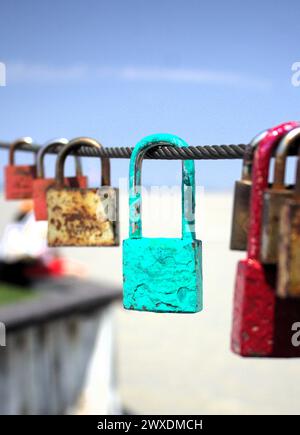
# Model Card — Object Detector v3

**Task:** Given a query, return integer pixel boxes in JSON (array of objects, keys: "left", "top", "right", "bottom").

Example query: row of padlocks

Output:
[
  {"left": 5, "top": 137, "right": 119, "bottom": 246},
  {"left": 230, "top": 121, "right": 300, "bottom": 358},
  {"left": 3, "top": 124, "right": 300, "bottom": 358}
]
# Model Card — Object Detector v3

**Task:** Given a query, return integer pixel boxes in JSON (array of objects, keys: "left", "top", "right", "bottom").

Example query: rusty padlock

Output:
[
  {"left": 231, "top": 121, "right": 300, "bottom": 358},
  {"left": 277, "top": 128, "right": 300, "bottom": 298},
  {"left": 5, "top": 137, "right": 37, "bottom": 200},
  {"left": 33, "top": 138, "right": 87, "bottom": 221},
  {"left": 260, "top": 129, "right": 299, "bottom": 264},
  {"left": 230, "top": 129, "right": 268, "bottom": 250},
  {"left": 47, "top": 137, "right": 119, "bottom": 247}
]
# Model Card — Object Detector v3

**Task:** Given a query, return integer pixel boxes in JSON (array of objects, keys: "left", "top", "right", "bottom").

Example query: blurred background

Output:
[{"left": 0, "top": 0, "right": 300, "bottom": 415}]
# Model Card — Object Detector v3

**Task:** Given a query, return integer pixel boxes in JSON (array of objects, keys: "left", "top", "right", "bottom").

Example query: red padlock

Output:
[
  {"left": 231, "top": 121, "right": 300, "bottom": 357},
  {"left": 33, "top": 138, "right": 87, "bottom": 221},
  {"left": 5, "top": 137, "right": 37, "bottom": 200}
]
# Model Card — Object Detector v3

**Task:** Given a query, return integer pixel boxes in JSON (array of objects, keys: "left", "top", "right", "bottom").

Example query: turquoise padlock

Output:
[{"left": 123, "top": 133, "right": 203, "bottom": 313}]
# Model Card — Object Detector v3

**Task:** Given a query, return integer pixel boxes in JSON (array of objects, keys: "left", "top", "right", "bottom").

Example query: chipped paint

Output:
[
  {"left": 123, "top": 133, "right": 202, "bottom": 313},
  {"left": 47, "top": 187, "right": 119, "bottom": 247},
  {"left": 123, "top": 237, "right": 202, "bottom": 313}
]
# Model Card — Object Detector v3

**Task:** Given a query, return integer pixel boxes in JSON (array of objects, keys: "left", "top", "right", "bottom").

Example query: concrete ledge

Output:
[{"left": 0, "top": 277, "right": 122, "bottom": 332}]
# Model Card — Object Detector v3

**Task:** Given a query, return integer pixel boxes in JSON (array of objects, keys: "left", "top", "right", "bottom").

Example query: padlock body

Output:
[
  {"left": 123, "top": 237, "right": 202, "bottom": 313},
  {"left": 261, "top": 189, "right": 292, "bottom": 264},
  {"left": 231, "top": 259, "right": 300, "bottom": 357},
  {"left": 47, "top": 187, "right": 119, "bottom": 247},
  {"left": 278, "top": 199, "right": 300, "bottom": 298},
  {"left": 5, "top": 165, "right": 37, "bottom": 200},
  {"left": 230, "top": 180, "right": 251, "bottom": 251},
  {"left": 33, "top": 176, "right": 87, "bottom": 221}
]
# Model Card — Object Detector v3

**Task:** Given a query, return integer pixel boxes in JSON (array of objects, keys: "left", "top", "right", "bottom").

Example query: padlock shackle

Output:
[
  {"left": 37, "top": 138, "right": 84, "bottom": 179},
  {"left": 129, "top": 133, "right": 196, "bottom": 240},
  {"left": 241, "top": 130, "right": 269, "bottom": 181},
  {"left": 9, "top": 137, "right": 34, "bottom": 165},
  {"left": 247, "top": 122, "right": 299, "bottom": 260},
  {"left": 273, "top": 127, "right": 300, "bottom": 190},
  {"left": 55, "top": 137, "right": 111, "bottom": 187}
]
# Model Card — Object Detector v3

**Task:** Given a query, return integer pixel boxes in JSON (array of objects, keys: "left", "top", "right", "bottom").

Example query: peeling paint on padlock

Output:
[
  {"left": 122, "top": 133, "right": 202, "bottom": 314},
  {"left": 47, "top": 137, "right": 119, "bottom": 247},
  {"left": 47, "top": 188, "right": 118, "bottom": 246}
]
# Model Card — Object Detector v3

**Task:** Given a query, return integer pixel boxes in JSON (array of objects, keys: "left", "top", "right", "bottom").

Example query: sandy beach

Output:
[{"left": 1, "top": 189, "right": 300, "bottom": 415}]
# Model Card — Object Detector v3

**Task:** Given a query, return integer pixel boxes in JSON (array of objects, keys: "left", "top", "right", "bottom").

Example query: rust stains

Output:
[{"left": 46, "top": 187, "right": 119, "bottom": 247}]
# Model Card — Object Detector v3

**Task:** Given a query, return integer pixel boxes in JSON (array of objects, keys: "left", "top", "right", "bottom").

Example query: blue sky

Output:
[{"left": 0, "top": 0, "right": 299, "bottom": 189}]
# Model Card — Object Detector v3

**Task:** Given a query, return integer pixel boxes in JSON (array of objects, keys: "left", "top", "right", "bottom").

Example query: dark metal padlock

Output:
[
  {"left": 5, "top": 137, "right": 37, "bottom": 200},
  {"left": 278, "top": 127, "right": 300, "bottom": 298},
  {"left": 260, "top": 129, "right": 297, "bottom": 264},
  {"left": 231, "top": 121, "right": 300, "bottom": 358},
  {"left": 33, "top": 138, "right": 87, "bottom": 221},
  {"left": 47, "top": 137, "right": 119, "bottom": 247},
  {"left": 230, "top": 130, "right": 268, "bottom": 250}
]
